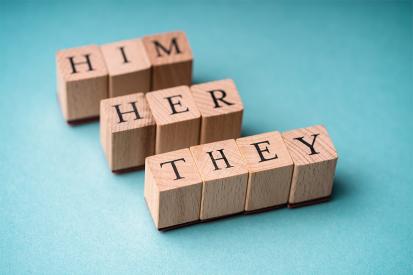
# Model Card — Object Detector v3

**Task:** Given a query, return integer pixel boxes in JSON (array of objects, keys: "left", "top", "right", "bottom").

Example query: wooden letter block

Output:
[
  {"left": 144, "top": 149, "right": 203, "bottom": 230},
  {"left": 282, "top": 125, "right": 338, "bottom": 207},
  {"left": 56, "top": 45, "right": 108, "bottom": 122},
  {"left": 236, "top": 131, "right": 293, "bottom": 212},
  {"left": 191, "top": 79, "right": 244, "bottom": 144},
  {"left": 143, "top": 31, "right": 192, "bottom": 90},
  {"left": 101, "top": 39, "right": 151, "bottom": 97},
  {"left": 146, "top": 86, "right": 201, "bottom": 154},
  {"left": 100, "top": 93, "right": 155, "bottom": 172},
  {"left": 190, "top": 139, "right": 249, "bottom": 220}
]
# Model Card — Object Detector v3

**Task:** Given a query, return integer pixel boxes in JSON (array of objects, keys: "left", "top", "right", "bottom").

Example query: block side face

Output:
[
  {"left": 101, "top": 93, "right": 155, "bottom": 133},
  {"left": 190, "top": 139, "right": 249, "bottom": 182},
  {"left": 151, "top": 60, "right": 192, "bottom": 90},
  {"left": 237, "top": 131, "right": 293, "bottom": 172},
  {"left": 143, "top": 31, "right": 193, "bottom": 66},
  {"left": 66, "top": 74, "right": 108, "bottom": 121},
  {"left": 146, "top": 86, "right": 200, "bottom": 126},
  {"left": 144, "top": 164, "right": 160, "bottom": 228},
  {"left": 200, "top": 174, "right": 248, "bottom": 220},
  {"left": 288, "top": 158, "right": 337, "bottom": 204},
  {"left": 56, "top": 45, "right": 108, "bottom": 82},
  {"left": 56, "top": 64, "right": 69, "bottom": 120},
  {"left": 245, "top": 165, "right": 293, "bottom": 211},
  {"left": 109, "top": 69, "right": 151, "bottom": 97},
  {"left": 111, "top": 125, "right": 155, "bottom": 171},
  {"left": 101, "top": 38, "right": 151, "bottom": 76},
  {"left": 146, "top": 148, "right": 203, "bottom": 192},
  {"left": 200, "top": 110, "right": 243, "bottom": 144},
  {"left": 158, "top": 183, "right": 202, "bottom": 229},
  {"left": 155, "top": 117, "right": 200, "bottom": 154},
  {"left": 282, "top": 125, "right": 338, "bottom": 166},
  {"left": 191, "top": 79, "right": 244, "bottom": 117}
]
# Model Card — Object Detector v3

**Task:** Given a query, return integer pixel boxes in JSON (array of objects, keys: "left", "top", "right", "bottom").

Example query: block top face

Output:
[
  {"left": 145, "top": 86, "right": 201, "bottom": 126},
  {"left": 146, "top": 148, "right": 202, "bottom": 192},
  {"left": 101, "top": 93, "right": 155, "bottom": 133},
  {"left": 100, "top": 38, "right": 150, "bottom": 76},
  {"left": 190, "top": 79, "right": 244, "bottom": 117},
  {"left": 282, "top": 125, "right": 338, "bottom": 166},
  {"left": 236, "top": 131, "right": 293, "bottom": 173},
  {"left": 190, "top": 139, "right": 249, "bottom": 181},
  {"left": 142, "top": 31, "right": 192, "bottom": 66},
  {"left": 56, "top": 44, "right": 108, "bottom": 82}
]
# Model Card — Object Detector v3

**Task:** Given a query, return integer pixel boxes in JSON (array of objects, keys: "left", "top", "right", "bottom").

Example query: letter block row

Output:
[
  {"left": 100, "top": 79, "right": 243, "bottom": 172},
  {"left": 56, "top": 31, "right": 192, "bottom": 123},
  {"left": 144, "top": 125, "right": 338, "bottom": 230}
]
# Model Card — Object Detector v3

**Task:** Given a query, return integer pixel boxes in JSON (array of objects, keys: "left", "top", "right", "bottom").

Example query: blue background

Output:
[{"left": 1, "top": 0, "right": 412, "bottom": 274}]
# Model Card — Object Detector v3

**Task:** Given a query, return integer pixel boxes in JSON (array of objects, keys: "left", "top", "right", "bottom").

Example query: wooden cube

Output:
[
  {"left": 100, "top": 39, "right": 151, "bottom": 97},
  {"left": 144, "top": 148, "right": 203, "bottom": 230},
  {"left": 143, "top": 31, "right": 192, "bottom": 90},
  {"left": 190, "top": 139, "right": 249, "bottom": 220},
  {"left": 146, "top": 86, "right": 201, "bottom": 154},
  {"left": 191, "top": 79, "right": 243, "bottom": 144},
  {"left": 100, "top": 93, "right": 155, "bottom": 172},
  {"left": 56, "top": 45, "right": 108, "bottom": 123},
  {"left": 282, "top": 125, "right": 338, "bottom": 207},
  {"left": 236, "top": 131, "right": 293, "bottom": 212}
]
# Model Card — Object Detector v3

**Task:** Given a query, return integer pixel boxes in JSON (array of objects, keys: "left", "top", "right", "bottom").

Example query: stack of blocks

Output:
[
  {"left": 56, "top": 31, "right": 339, "bottom": 231},
  {"left": 145, "top": 125, "right": 338, "bottom": 230}
]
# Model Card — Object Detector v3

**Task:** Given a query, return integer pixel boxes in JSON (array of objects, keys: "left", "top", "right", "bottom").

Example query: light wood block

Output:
[
  {"left": 56, "top": 45, "right": 108, "bottom": 122},
  {"left": 143, "top": 31, "right": 192, "bottom": 90},
  {"left": 101, "top": 39, "right": 151, "bottom": 97},
  {"left": 282, "top": 125, "right": 338, "bottom": 207},
  {"left": 191, "top": 79, "right": 243, "bottom": 144},
  {"left": 190, "top": 139, "right": 249, "bottom": 220},
  {"left": 236, "top": 131, "right": 293, "bottom": 212},
  {"left": 144, "top": 148, "right": 203, "bottom": 230},
  {"left": 100, "top": 93, "right": 155, "bottom": 172},
  {"left": 146, "top": 86, "right": 201, "bottom": 154}
]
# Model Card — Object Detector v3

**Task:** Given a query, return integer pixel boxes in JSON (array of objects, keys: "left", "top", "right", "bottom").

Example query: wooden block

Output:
[
  {"left": 191, "top": 79, "right": 244, "bottom": 144},
  {"left": 144, "top": 148, "right": 203, "bottom": 229},
  {"left": 56, "top": 45, "right": 108, "bottom": 122},
  {"left": 282, "top": 125, "right": 338, "bottom": 207},
  {"left": 236, "top": 131, "right": 293, "bottom": 212},
  {"left": 143, "top": 31, "right": 192, "bottom": 90},
  {"left": 146, "top": 86, "right": 201, "bottom": 154},
  {"left": 190, "top": 139, "right": 249, "bottom": 220},
  {"left": 101, "top": 39, "right": 151, "bottom": 97},
  {"left": 100, "top": 93, "right": 155, "bottom": 172}
]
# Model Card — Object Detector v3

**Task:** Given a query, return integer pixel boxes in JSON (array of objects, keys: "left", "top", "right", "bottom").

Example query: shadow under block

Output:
[
  {"left": 56, "top": 45, "right": 108, "bottom": 122},
  {"left": 282, "top": 125, "right": 338, "bottom": 206},
  {"left": 190, "top": 139, "right": 249, "bottom": 220},
  {"left": 144, "top": 149, "right": 203, "bottom": 229},
  {"left": 100, "top": 93, "right": 155, "bottom": 172},
  {"left": 100, "top": 39, "right": 151, "bottom": 97},
  {"left": 191, "top": 79, "right": 243, "bottom": 144},
  {"left": 236, "top": 131, "right": 294, "bottom": 212},
  {"left": 143, "top": 31, "right": 192, "bottom": 90},
  {"left": 146, "top": 86, "right": 201, "bottom": 154}
]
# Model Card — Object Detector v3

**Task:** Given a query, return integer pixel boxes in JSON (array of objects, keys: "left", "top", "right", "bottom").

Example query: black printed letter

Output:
[
  {"left": 206, "top": 149, "right": 234, "bottom": 171},
  {"left": 160, "top": 158, "right": 186, "bottom": 180},
  {"left": 250, "top": 140, "right": 278, "bottom": 162},
  {"left": 152, "top": 37, "right": 182, "bottom": 57},
  {"left": 68, "top": 54, "right": 94, "bottom": 74},
  {"left": 112, "top": 102, "right": 142, "bottom": 123},
  {"left": 294, "top": 134, "right": 320, "bottom": 155},
  {"left": 164, "top": 95, "right": 189, "bottom": 115},
  {"left": 118, "top": 46, "right": 129, "bottom": 63}
]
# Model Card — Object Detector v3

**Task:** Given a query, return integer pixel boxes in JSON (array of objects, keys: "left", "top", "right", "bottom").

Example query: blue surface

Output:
[{"left": 1, "top": 1, "right": 412, "bottom": 274}]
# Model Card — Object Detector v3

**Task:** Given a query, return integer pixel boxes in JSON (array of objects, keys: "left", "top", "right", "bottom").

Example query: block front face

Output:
[
  {"left": 101, "top": 39, "right": 151, "bottom": 97},
  {"left": 282, "top": 125, "right": 338, "bottom": 205},
  {"left": 144, "top": 149, "right": 202, "bottom": 229},
  {"left": 190, "top": 139, "right": 249, "bottom": 220},
  {"left": 191, "top": 79, "right": 244, "bottom": 144},
  {"left": 143, "top": 31, "right": 192, "bottom": 90},
  {"left": 146, "top": 86, "right": 201, "bottom": 154},
  {"left": 236, "top": 132, "right": 293, "bottom": 211},
  {"left": 100, "top": 93, "right": 155, "bottom": 171},
  {"left": 56, "top": 45, "right": 108, "bottom": 122}
]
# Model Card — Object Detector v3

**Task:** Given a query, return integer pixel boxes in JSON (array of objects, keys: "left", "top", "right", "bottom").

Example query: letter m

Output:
[{"left": 152, "top": 37, "right": 182, "bottom": 57}]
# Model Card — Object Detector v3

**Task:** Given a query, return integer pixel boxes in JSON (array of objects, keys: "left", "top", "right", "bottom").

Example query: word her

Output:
[
  {"left": 100, "top": 79, "right": 243, "bottom": 172},
  {"left": 56, "top": 31, "right": 192, "bottom": 123},
  {"left": 144, "top": 125, "right": 338, "bottom": 230}
]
